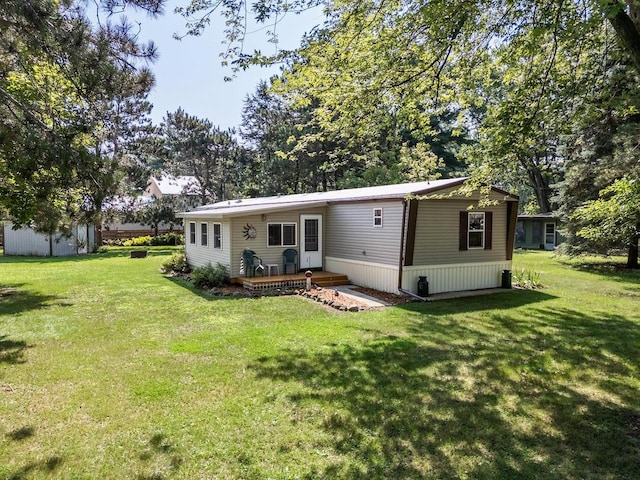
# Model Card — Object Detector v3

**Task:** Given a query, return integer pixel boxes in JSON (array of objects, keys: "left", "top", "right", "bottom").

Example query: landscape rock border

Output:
[{"left": 298, "top": 287, "right": 374, "bottom": 312}]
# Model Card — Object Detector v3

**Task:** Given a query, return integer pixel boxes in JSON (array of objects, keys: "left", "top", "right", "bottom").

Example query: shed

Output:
[
  {"left": 516, "top": 213, "right": 564, "bottom": 250},
  {"left": 2, "top": 222, "right": 95, "bottom": 256}
]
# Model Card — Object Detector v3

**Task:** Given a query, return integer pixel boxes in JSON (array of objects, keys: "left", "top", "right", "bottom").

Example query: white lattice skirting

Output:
[{"left": 242, "top": 279, "right": 307, "bottom": 291}]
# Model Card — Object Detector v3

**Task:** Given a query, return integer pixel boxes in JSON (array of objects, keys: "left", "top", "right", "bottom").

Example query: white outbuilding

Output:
[{"left": 2, "top": 222, "right": 95, "bottom": 257}]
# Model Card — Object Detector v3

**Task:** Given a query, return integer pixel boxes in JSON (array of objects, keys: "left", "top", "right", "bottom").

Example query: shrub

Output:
[
  {"left": 513, "top": 268, "right": 543, "bottom": 289},
  {"left": 123, "top": 235, "right": 153, "bottom": 247},
  {"left": 103, "top": 238, "right": 124, "bottom": 246},
  {"left": 105, "top": 233, "right": 184, "bottom": 247},
  {"left": 191, "top": 262, "right": 230, "bottom": 289},
  {"left": 160, "top": 252, "right": 190, "bottom": 274},
  {"left": 150, "top": 233, "right": 184, "bottom": 246}
]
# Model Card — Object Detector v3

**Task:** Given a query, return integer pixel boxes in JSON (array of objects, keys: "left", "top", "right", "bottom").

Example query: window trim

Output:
[
  {"left": 468, "top": 212, "right": 485, "bottom": 249},
  {"left": 267, "top": 222, "right": 298, "bottom": 247},
  {"left": 189, "top": 222, "right": 196, "bottom": 245},
  {"left": 200, "top": 222, "right": 208, "bottom": 247},
  {"left": 373, "top": 207, "right": 383, "bottom": 228},
  {"left": 213, "top": 222, "right": 222, "bottom": 249},
  {"left": 459, "top": 211, "right": 493, "bottom": 251}
]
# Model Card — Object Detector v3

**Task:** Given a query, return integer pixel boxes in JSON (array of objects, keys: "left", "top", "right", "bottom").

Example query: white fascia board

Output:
[{"left": 177, "top": 200, "right": 328, "bottom": 219}]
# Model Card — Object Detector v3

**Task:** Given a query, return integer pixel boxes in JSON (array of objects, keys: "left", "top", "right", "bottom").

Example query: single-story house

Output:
[
  {"left": 516, "top": 213, "right": 564, "bottom": 250},
  {"left": 178, "top": 178, "right": 519, "bottom": 295},
  {"left": 2, "top": 222, "right": 95, "bottom": 256}
]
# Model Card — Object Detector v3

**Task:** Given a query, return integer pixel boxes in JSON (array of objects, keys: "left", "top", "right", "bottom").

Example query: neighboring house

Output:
[
  {"left": 179, "top": 178, "right": 519, "bottom": 296},
  {"left": 3, "top": 222, "right": 95, "bottom": 256},
  {"left": 516, "top": 213, "right": 564, "bottom": 250},
  {"left": 144, "top": 174, "right": 200, "bottom": 198}
]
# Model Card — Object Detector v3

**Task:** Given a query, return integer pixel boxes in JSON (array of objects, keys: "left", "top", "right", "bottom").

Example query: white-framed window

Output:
[
  {"left": 213, "top": 223, "right": 222, "bottom": 249},
  {"left": 468, "top": 212, "right": 485, "bottom": 248},
  {"left": 200, "top": 222, "right": 208, "bottom": 246},
  {"left": 373, "top": 207, "right": 383, "bottom": 227},
  {"left": 189, "top": 222, "right": 196, "bottom": 245},
  {"left": 267, "top": 223, "right": 297, "bottom": 247}
]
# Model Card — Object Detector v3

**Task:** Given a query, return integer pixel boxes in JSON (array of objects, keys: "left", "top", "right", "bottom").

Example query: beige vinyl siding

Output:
[
  {"left": 325, "top": 200, "right": 404, "bottom": 266},
  {"left": 185, "top": 218, "right": 231, "bottom": 269},
  {"left": 412, "top": 199, "right": 508, "bottom": 266},
  {"left": 229, "top": 207, "right": 326, "bottom": 277}
]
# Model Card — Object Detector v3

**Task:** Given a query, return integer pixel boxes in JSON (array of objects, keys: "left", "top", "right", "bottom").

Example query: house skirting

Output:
[
  {"left": 325, "top": 256, "right": 512, "bottom": 295},
  {"left": 402, "top": 261, "right": 512, "bottom": 295},
  {"left": 325, "top": 257, "right": 399, "bottom": 293}
]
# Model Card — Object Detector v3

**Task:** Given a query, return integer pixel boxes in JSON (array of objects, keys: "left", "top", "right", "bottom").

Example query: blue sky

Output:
[{"left": 128, "top": 1, "right": 323, "bottom": 130}]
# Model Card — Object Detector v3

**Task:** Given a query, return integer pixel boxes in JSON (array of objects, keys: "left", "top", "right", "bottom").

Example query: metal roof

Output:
[
  {"left": 179, "top": 178, "right": 469, "bottom": 219},
  {"left": 151, "top": 175, "right": 199, "bottom": 196}
]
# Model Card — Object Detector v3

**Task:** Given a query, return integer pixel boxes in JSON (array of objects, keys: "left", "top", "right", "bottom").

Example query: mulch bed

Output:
[
  {"left": 211, "top": 284, "right": 413, "bottom": 311},
  {"left": 350, "top": 286, "right": 414, "bottom": 306}
]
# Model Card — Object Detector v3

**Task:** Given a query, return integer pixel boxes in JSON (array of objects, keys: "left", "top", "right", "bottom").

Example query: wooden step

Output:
[{"left": 315, "top": 278, "right": 349, "bottom": 287}]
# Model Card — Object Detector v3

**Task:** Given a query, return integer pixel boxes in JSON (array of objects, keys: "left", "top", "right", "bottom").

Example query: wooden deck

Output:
[{"left": 231, "top": 271, "right": 349, "bottom": 290}]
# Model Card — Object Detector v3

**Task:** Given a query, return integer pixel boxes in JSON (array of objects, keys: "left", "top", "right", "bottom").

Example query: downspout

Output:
[
  {"left": 397, "top": 199, "right": 407, "bottom": 292},
  {"left": 397, "top": 199, "right": 428, "bottom": 301}
]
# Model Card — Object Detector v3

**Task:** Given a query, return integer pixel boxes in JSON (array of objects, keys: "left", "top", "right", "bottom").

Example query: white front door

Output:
[
  {"left": 544, "top": 222, "right": 556, "bottom": 250},
  {"left": 300, "top": 214, "right": 322, "bottom": 269}
]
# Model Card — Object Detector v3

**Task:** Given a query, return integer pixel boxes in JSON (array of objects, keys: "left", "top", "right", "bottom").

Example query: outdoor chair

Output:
[
  {"left": 282, "top": 248, "right": 298, "bottom": 275},
  {"left": 242, "top": 249, "right": 264, "bottom": 277}
]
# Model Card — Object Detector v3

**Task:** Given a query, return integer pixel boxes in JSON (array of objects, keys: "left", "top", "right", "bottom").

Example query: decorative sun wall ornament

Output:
[{"left": 243, "top": 223, "right": 257, "bottom": 240}]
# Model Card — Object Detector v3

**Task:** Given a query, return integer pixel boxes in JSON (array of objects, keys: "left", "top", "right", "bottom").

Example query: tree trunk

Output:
[
  {"left": 523, "top": 158, "right": 553, "bottom": 213},
  {"left": 627, "top": 229, "right": 639, "bottom": 269},
  {"left": 95, "top": 224, "right": 103, "bottom": 248},
  {"left": 603, "top": 1, "right": 640, "bottom": 75}
]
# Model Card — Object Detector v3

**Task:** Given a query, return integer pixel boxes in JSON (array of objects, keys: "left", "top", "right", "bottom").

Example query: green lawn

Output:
[{"left": 1, "top": 249, "right": 639, "bottom": 479}]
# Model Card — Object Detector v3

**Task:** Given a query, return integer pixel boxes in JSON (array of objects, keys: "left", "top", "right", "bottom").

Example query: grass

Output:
[{"left": 1, "top": 249, "right": 639, "bottom": 479}]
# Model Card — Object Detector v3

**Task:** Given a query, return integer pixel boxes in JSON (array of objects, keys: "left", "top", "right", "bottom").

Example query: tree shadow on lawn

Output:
[
  {"left": 557, "top": 257, "right": 640, "bottom": 284},
  {"left": 136, "top": 433, "right": 183, "bottom": 480},
  {"left": 164, "top": 275, "right": 274, "bottom": 302},
  {"left": 399, "top": 289, "right": 556, "bottom": 315},
  {"left": 0, "top": 335, "right": 30, "bottom": 365},
  {"left": 3, "top": 426, "right": 63, "bottom": 480},
  {"left": 4, "top": 456, "right": 63, "bottom": 480},
  {"left": 251, "top": 298, "right": 640, "bottom": 479},
  {"left": 0, "top": 284, "right": 68, "bottom": 316}
]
